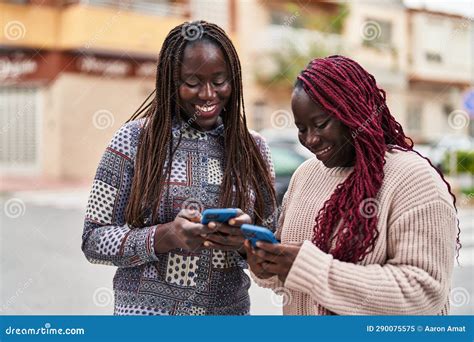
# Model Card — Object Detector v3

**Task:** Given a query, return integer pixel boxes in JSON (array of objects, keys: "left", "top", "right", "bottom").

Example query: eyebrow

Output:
[{"left": 181, "top": 71, "right": 227, "bottom": 78}]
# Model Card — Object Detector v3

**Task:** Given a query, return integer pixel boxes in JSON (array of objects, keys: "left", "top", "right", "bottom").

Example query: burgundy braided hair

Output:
[{"left": 297, "top": 55, "right": 461, "bottom": 263}]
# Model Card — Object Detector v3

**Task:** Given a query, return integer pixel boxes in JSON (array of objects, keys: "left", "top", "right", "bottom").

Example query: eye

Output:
[
  {"left": 316, "top": 118, "right": 331, "bottom": 129},
  {"left": 213, "top": 78, "right": 228, "bottom": 86},
  {"left": 296, "top": 126, "right": 306, "bottom": 134},
  {"left": 185, "top": 81, "right": 199, "bottom": 88},
  {"left": 183, "top": 78, "right": 200, "bottom": 87}
]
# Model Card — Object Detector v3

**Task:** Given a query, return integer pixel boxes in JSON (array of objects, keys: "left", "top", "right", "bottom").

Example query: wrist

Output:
[{"left": 153, "top": 222, "right": 174, "bottom": 254}]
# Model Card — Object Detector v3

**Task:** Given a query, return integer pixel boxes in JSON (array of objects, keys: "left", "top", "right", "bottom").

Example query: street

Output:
[{"left": 0, "top": 189, "right": 472, "bottom": 315}]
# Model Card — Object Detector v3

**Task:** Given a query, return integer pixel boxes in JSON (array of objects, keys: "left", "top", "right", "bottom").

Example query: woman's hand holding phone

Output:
[
  {"left": 153, "top": 209, "right": 215, "bottom": 253},
  {"left": 201, "top": 209, "right": 250, "bottom": 251}
]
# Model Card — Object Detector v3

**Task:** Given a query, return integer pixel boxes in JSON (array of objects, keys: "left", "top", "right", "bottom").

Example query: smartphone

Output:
[
  {"left": 241, "top": 224, "right": 278, "bottom": 247},
  {"left": 201, "top": 208, "right": 240, "bottom": 224}
]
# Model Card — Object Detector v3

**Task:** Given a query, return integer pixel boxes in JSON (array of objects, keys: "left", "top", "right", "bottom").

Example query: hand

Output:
[
  {"left": 250, "top": 241, "right": 303, "bottom": 283},
  {"left": 201, "top": 209, "right": 251, "bottom": 251},
  {"left": 154, "top": 209, "right": 215, "bottom": 253},
  {"left": 243, "top": 240, "right": 274, "bottom": 279}
]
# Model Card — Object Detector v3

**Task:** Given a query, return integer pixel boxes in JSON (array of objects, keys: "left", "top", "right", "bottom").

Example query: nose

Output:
[
  {"left": 304, "top": 132, "right": 321, "bottom": 148},
  {"left": 198, "top": 82, "right": 217, "bottom": 101}
]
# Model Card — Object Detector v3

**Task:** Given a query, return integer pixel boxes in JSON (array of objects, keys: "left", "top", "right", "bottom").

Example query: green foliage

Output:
[
  {"left": 301, "top": 3, "right": 349, "bottom": 34},
  {"left": 443, "top": 150, "right": 474, "bottom": 175},
  {"left": 254, "top": 40, "right": 330, "bottom": 90}
]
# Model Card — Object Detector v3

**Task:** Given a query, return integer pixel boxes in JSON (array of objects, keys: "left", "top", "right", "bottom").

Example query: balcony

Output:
[{"left": 0, "top": 1, "right": 187, "bottom": 55}]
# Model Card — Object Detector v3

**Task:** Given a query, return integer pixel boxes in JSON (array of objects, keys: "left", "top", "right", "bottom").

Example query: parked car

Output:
[
  {"left": 416, "top": 135, "right": 474, "bottom": 171},
  {"left": 260, "top": 128, "right": 312, "bottom": 204}
]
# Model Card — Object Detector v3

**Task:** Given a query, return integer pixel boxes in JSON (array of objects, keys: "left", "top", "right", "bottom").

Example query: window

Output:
[
  {"left": 0, "top": 87, "right": 40, "bottom": 172},
  {"left": 363, "top": 18, "right": 392, "bottom": 48},
  {"left": 425, "top": 51, "right": 442, "bottom": 63},
  {"left": 406, "top": 102, "right": 422, "bottom": 132}
]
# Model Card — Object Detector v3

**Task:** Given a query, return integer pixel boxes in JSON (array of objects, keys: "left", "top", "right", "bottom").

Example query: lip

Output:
[
  {"left": 312, "top": 145, "right": 334, "bottom": 160},
  {"left": 194, "top": 103, "right": 221, "bottom": 119}
]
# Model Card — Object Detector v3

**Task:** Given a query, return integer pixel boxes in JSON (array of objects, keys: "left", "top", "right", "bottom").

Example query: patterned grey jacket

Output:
[{"left": 81, "top": 117, "right": 276, "bottom": 315}]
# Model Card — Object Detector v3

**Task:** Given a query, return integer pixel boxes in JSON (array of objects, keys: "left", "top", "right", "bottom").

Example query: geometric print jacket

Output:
[{"left": 81, "top": 117, "right": 276, "bottom": 315}]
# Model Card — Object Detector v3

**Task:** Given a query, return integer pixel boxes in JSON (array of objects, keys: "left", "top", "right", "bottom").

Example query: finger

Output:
[
  {"left": 243, "top": 240, "right": 253, "bottom": 253},
  {"left": 228, "top": 213, "right": 251, "bottom": 227},
  {"left": 205, "top": 233, "right": 244, "bottom": 247},
  {"left": 178, "top": 209, "right": 202, "bottom": 222},
  {"left": 188, "top": 223, "right": 215, "bottom": 236},
  {"left": 255, "top": 249, "right": 280, "bottom": 263},
  {"left": 255, "top": 241, "right": 282, "bottom": 254},
  {"left": 213, "top": 223, "right": 243, "bottom": 236},
  {"left": 203, "top": 240, "right": 238, "bottom": 251},
  {"left": 260, "top": 262, "right": 282, "bottom": 274},
  {"left": 251, "top": 268, "right": 274, "bottom": 279}
]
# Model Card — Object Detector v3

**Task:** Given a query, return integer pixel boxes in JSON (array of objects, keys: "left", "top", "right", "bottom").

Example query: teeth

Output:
[
  {"left": 317, "top": 146, "right": 332, "bottom": 155},
  {"left": 196, "top": 104, "right": 216, "bottom": 113}
]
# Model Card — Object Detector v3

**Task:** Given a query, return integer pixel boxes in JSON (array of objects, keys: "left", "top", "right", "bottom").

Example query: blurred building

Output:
[
  {"left": 1, "top": 0, "right": 472, "bottom": 182},
  {"left": 236, "top": 0, "right": 473, "bottom": 143}
]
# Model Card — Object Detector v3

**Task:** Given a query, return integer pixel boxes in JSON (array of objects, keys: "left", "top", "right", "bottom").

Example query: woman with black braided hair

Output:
[
  {"left": 81, "top": 21, "right": 277, "bottom": 315},
  {"left": 246, "top": 56, "right": 459, "bottom": 315}
]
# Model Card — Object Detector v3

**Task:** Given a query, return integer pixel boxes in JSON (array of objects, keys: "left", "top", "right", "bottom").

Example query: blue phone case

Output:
[
  {"left": 241, "top": 224, "right": 278, "bottom": 247},
  {"left": 201, "top": 208, "right": 239, "bottom": 224}
]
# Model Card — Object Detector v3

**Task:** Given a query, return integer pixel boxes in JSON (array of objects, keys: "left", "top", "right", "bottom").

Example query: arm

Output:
[
  {"left": 284, "top": 201, "right": 457, "bottom": 315},
  {"left": 81, "top": 123, "right": 161, "bottom": 267}
]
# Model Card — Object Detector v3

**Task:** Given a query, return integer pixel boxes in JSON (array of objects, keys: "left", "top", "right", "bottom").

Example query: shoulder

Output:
[
  {"left": 249, "top": 129, "right": 272, "bottom": 159},
  {"left": 108, "top": 118, "right": 146, "bottom": 160},
  {"left": 249, "top": 130, "right": 268, "bottom": 147},
  {"left": 293, "top": 157, "right": 321, "bottom": 178},
  {"left": 383, "top": 148, "right": 454, "bottom": 209}
]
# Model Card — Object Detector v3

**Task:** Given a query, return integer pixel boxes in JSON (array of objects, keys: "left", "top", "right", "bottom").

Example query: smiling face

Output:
[
  {"left": 178, "top": 40, "right": 232, "bottom": 131},
  {"left": 291, "top": 86, "right": 355, "bottom": 168}
]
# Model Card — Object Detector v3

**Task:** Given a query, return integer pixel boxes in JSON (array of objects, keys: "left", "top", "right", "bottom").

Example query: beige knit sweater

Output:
[{"left": 251, "top": 149, "right": 457, "bottom": 315}]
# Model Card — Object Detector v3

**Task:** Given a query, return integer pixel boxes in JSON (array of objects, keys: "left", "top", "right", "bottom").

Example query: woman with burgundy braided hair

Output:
[{"left": 245, "top": 55, "right": 460, "bottom": 315}]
